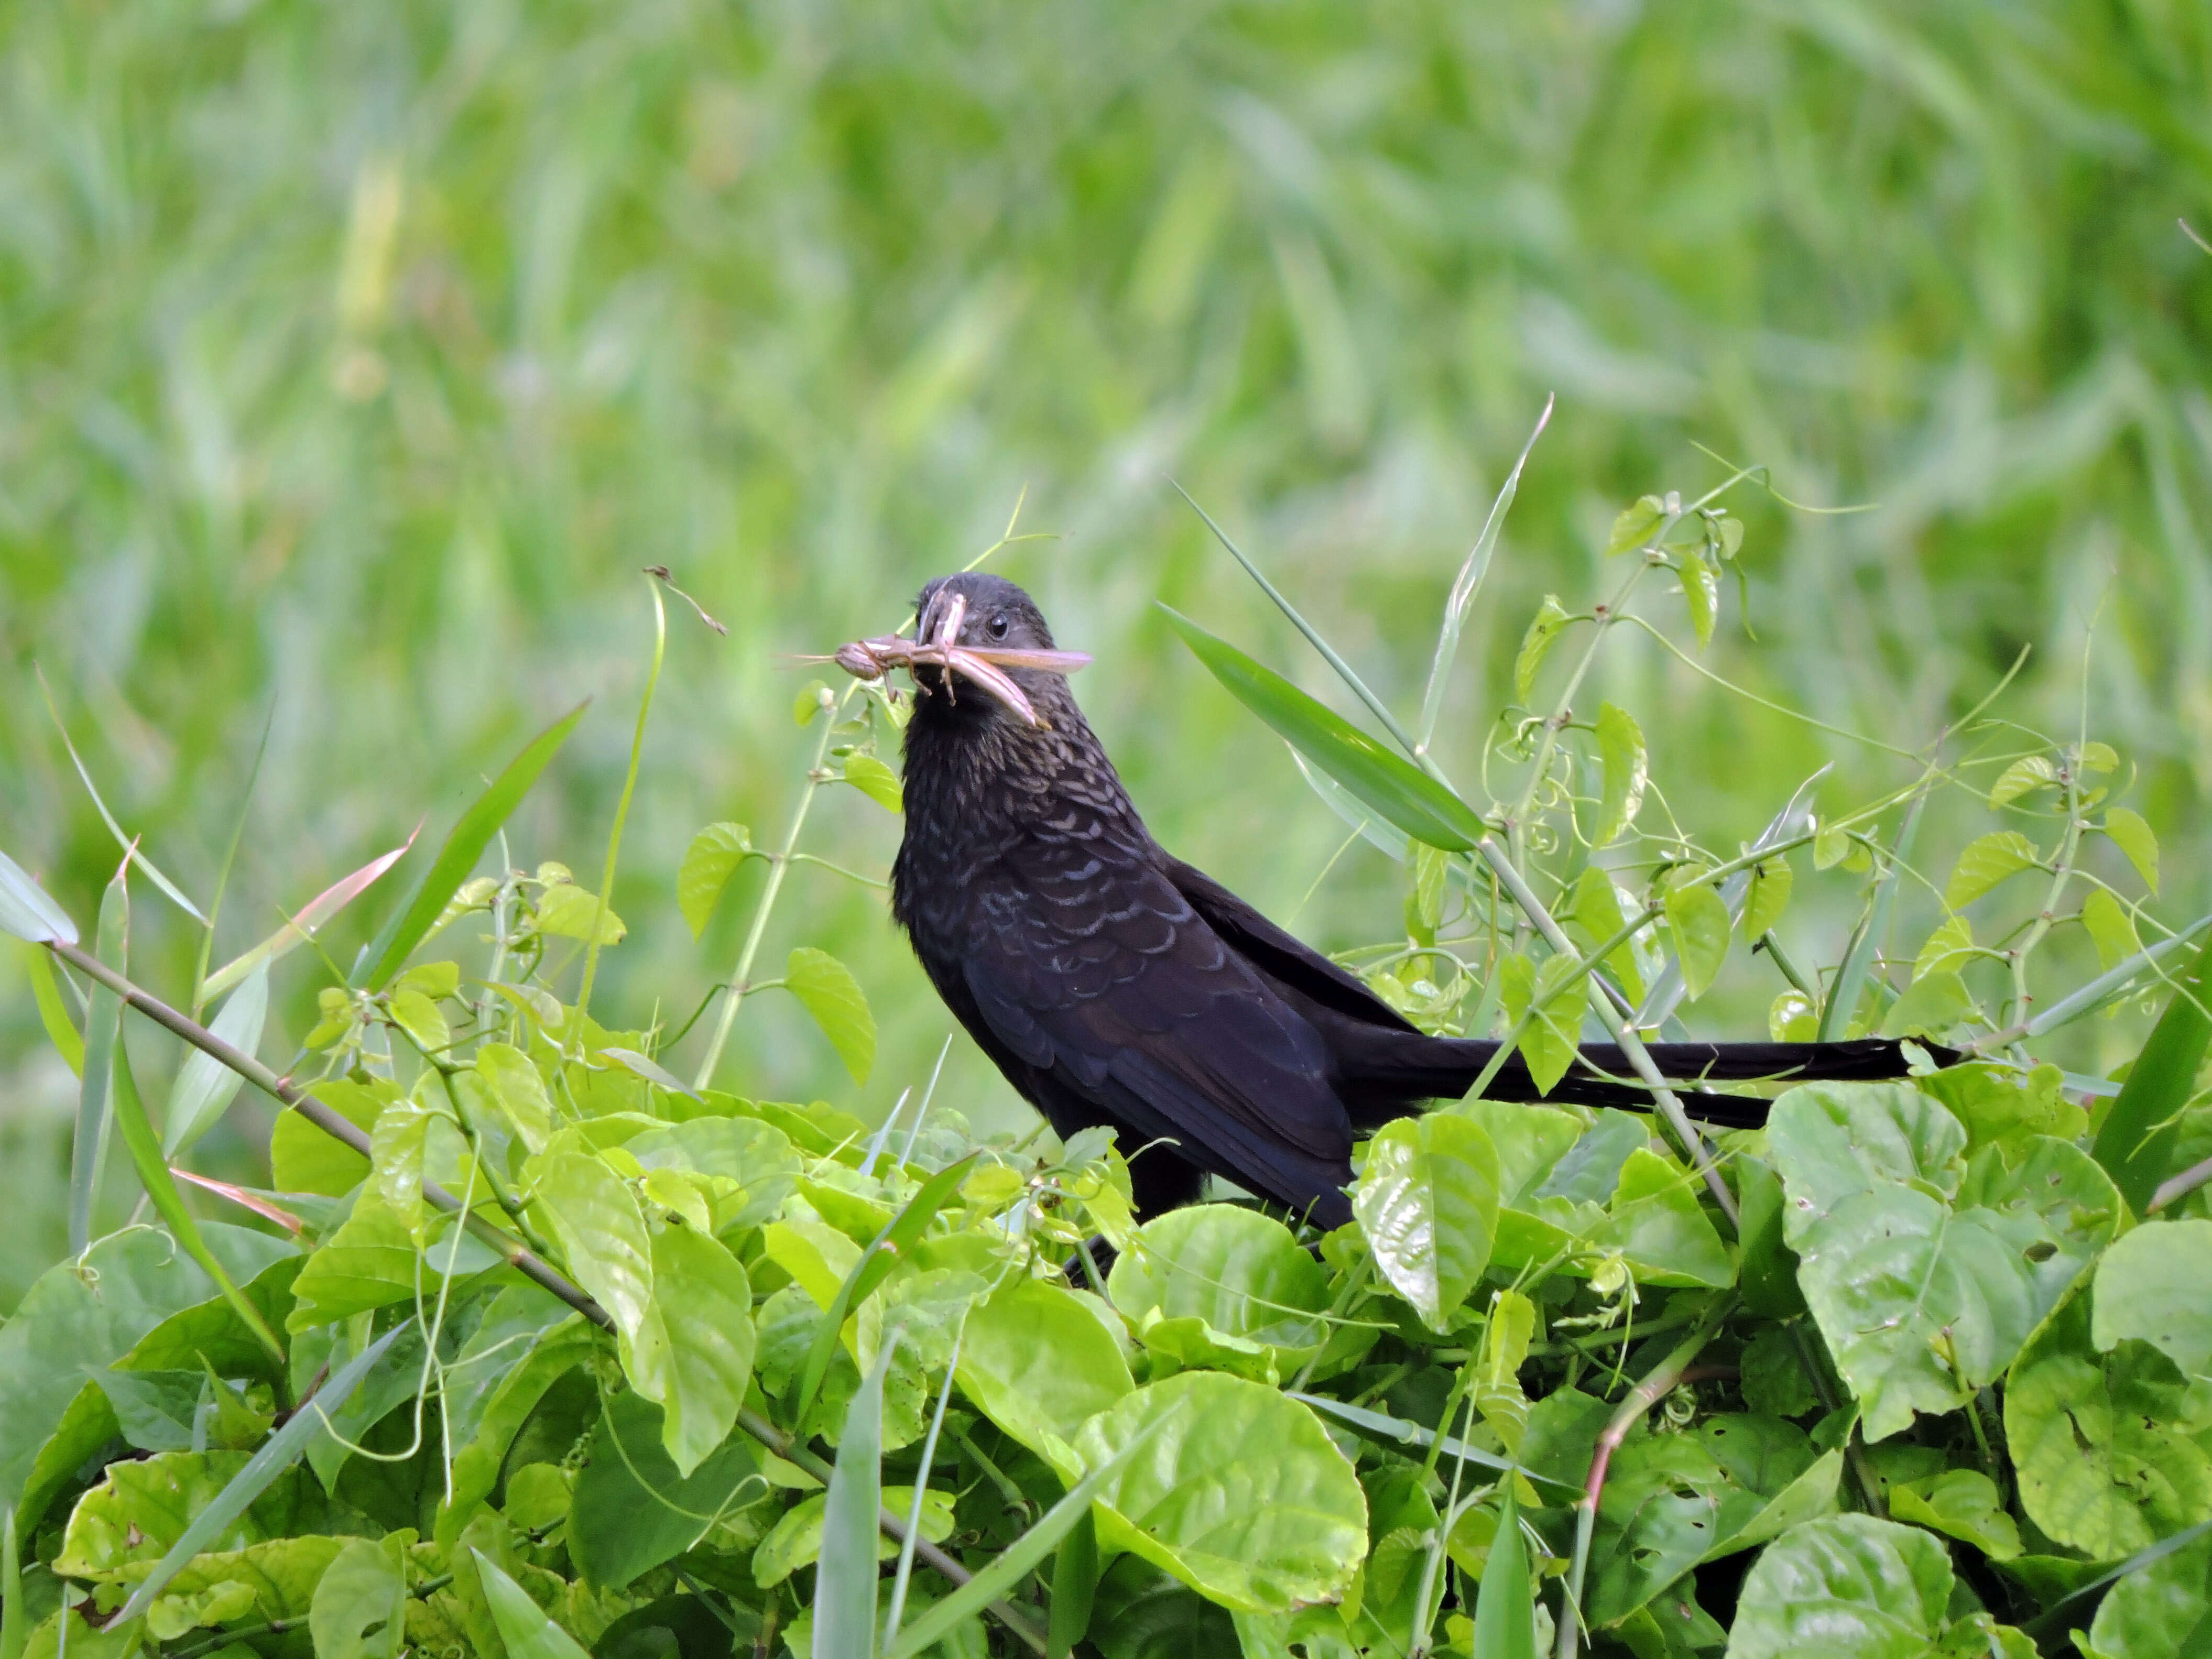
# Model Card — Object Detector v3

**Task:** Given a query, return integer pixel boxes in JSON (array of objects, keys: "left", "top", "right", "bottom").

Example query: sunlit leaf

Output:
[
  {"left": 1593, "top": 703, "right": 1647, "bottom": 847},
  {"left": 1741, "top": 854, "right": 1792, "bottom": 941},
  {"left": 785, "top": 946, "right": 876, "bottom": 1083},
  {"left": 842, "top": 754, "right": 904, "bottom": 812},
  {"left": 1945, "top": 831, "right": 2041, "bottom": 908},
  {"left": 1353, "top": 1112, "right": 1499, "bottom": 1331},
  {"left": 1913, "top": 914, "right": 1973, "bottom": 981},
  {"left": 531, "top": 882, "right": 625, "bottom": 944},
  {"left": 1664, "top": 879, "right": 1730, "bottom": 1000},
  {"left": 1680, "top": 550, "right": 1717, "bottom": 647},
  {"left": 2102, "top": 807, "right": 2160, "bottom": 894},
  {"left": 1606, "top": 495, "right": 1665, "bottom": 556},
  {"left": 0, "top": 848, "right": 78, "bottom": 946}
]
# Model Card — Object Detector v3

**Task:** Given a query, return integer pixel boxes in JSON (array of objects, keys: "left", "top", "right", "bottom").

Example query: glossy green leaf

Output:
[
  {"left": 1769, "top": 1083, "right": 2119, "bottom": 1439},
  {"left": 568, "top": 1387, "right": 762, "bottom": 1590},
  {"left": 161, "top": 962, "right": 268, "bottom": 1155},
  {"left": 2102, "top": 807, "right": 2160, "bottom": 894},
  {"left": 843, "top": 754, "right": 904, "bottom": 812},
  {"left": 473, "top": 1551, "right": 591, "bottom": 1659},
  {"left": 1680, "top": 549, "right": 1717, "bottom": 647},
  {"left": 1944, "top": 830, "right": 2040, "bottom": 908},
  {"left": 0, "top": 848, "right": 78, "bottom": 945},
  {"left": 357, "top": 701, "right": 586, "bottom": 989},
  {"left": 753, "top": 1487, "right": 953, "bottom": 1588},
  {"left": 955, "top": 1278, "right": 1132, "bottom": 1476},
  {"left": 309, "top": 1535, "right": 408, "bottom": 1659},
  {"left": 1354, "top": 1112, "right": 1499, "bottom": 1331},
  {"left": 1109, "top": 1204, "right": 1328, "bottom": 1363},
  {"left": 2080, "top": 1525, "right": 2212, "bottom": 1659},
  {"left": 1593, "top": 703, "right": 1647, "bottom": 847},
  {"left": 2092, "top": 927, "right": 2212, "bottom": 1216},
  {"left": 1726, "top": 1515, "right": 1954, "bottom": 1658},
  {"left": 1913, "top": 914, "right": 1973, "bottom": 981},
  {"left": 2006, "top": 1283, "right": 2211, "bottom": 1557},
  {"left": 627, "top": 1115, "right": 800, "bottom": 1233},
  {"left": 1888, "top": 1468, "right": 2020, "bottom": 1559},
  {"left": 1163, "top": 606, "right": 1487, "bottom": 852},
  {"left": 474, "top": 1043, "right": 555, "bottom": 1155},
  {"left": 285, "top": 1194, "right": 422, "bottom": 1331},
  {"left": 1742, "top": 854, "right": 1792, "bottom": 942},
  {"left": 1988, "top": 754, "right": 2057, "bottom": 808},
  {"left": 1664, "top": 879, "right": 1730, "bottom": 1001},
  {"left": 1606, "top": 495, "right": 1664, "bottom": 556},
  {"left": 2093, "top": 1218, "right": 2212, "bottom": 1381},
  {"left": 531, "top": 882, "right": 624, "bottom": 945},
  {"left": 676, "top": 823, "right": 755, "bottom": 938},
  {"left": 786, "top": 945, "right": 877, "bottom": 1083},
  {"left": 1593, "top": 1148, "right": 1734, "bottom": 1288},
  {"left": 536, "top": 1152, "right": 654, "bottom": 1345},
  {"left": 70, "top": 864, "right": 128, "bottom": 1254},
  {"left": 1073, "top": 1372, "right": 1367, "bottom": 1614}
]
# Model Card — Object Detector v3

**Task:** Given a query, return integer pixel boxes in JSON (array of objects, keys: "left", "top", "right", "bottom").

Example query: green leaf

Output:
[
  {"left": 1742, "top": 854, "right": 1793, "bottom": 942},
  {"left": 752, "top": 1486, "right": 953, "bottom": 1589},
  {"left": 1606, "top": 496, "right": 1665, "bottom": 556},
  {"left": 111, "top": 1325, "right": 408, "bottom": 1625},
  {"left": 309, "top": 1535, "right": 408, "bottom": 1659},
  {"left": 1109, "top": 1205, "right": 1329, "bottom": 1365},
  {"left": 1470, "top": 1289, "right": 1537, "bottom": 1456},
  {"left": 2103, "top": 807, "right": 2160, "bottom": 893},
  {"left": 1769, "top": 1082, "right": 2120, "bottom": 1439},
  {"left": 1989, "top": 755, "right": 2058, "bottom": 808},
  {"left": 1680, "top": 549, "right": 1717, "bottom": 647},
  {"left": 1944, "top": 830, "right": 2041, "bottom": 908},
  {"left": 530, "top": 882, "right": 625, "bottom": 945},
  {"left": 1073, "top": 1372, "right": 1368, "bottom": 1614},
  {"left": 0, "top": 847, "right": 78, "bottom": 945},
  {"left": 357, "top": 701, "right": 586, "bottom": 989},
  {"left": 843, "top": 754, "right": 905, "bottom": 812},
  {"left": 626, "top": 1116, "right": 800, "bottom": 1234},
  {"left": 786, "top": 946, "right": 876, "bottom": 1084},
  {"left": 568, "top": 1387, "right": 762, "bottom": 1590},
  {"left": 955, "top": 1278, "right": 1132, "bottom": 1476},
  {"left": 1879, "top": 968, "right": 1971, "bottom": 1039},
  {"left": 23, "top": 941, "right": 83, "bottom": 1075},
  {"left": 1513, "top": 595, "right": 1572, "bottom": 705},
  {"left": 1593, "top": 1147, "right": 1734, "bottom": 1288},
  {"left": 2092, "top": 926, "right": 2212, "bottom": 1214},
  {"left": 1469, "top": 1482, "right": 1535, "bottom": 1659},
  {"left": 2007, "top": 1283, "right": 2212, "bottom": 1557},
  {"left": 1726, "top": 1515, "right": 1954, "bottom": 1659},
  {"left": 814, "top": 1330, "right": 897, "bottom": 1659},
  {"left": 633, "top": 1222, "right": 755, "bottom": 1475},
  {"left": 1664, "top": 879, "right": 1730, "bottom": 1000},
  {"left": 2080, "top": 1524, "right": 2212, "bottom": 1658},
  {"left": 474, "top": 1043, "right": 555, "bottom": 1155},
  {"left": 270, "top": 1079, "right": 386, "bottom": 1195},
  {"left": 161, "top": 963, "right": 269, "bottom": 1155},
  {"left": 677, "top": 823, "right": 756, "bottom": 938},
  {"left": 285, "top": 1194, "right": 422, "bottom": 1330},
  {"left": 2082, "top": 888, "right": 2142, "bottom": 972},
  {"left": 386, "top": 988, "right": 449, "bottom": 1052},
  {"left": 439, "top": 1314, "right": 594, "bottom": 1554},
  {"left": 1913, "top": 914, "right": 1974, "bottom": 981},
  {"left": 71, "top": 863, "right": 128, "bottom": 1255},
  {"left": 1498, "top": 952, "right": 1586, "bottom": 1096},
  {"left": 1162, "top": 606, "right": 1487, "bottom": 852},
  {"left": 1889, "top": 1468, "right": 2021, "bottom": 1559},
  {"left": 2092, "top": 1218, "right": 2212, "bottom": 1382},
  {"left": 1353, "top": 1112, "right": 1500, "bottom": 1331},
  {"left": 472, "top": 1550, "right": 591, "bottom": 1659},
  {"left": 1593, "top": 704, "right": 1647, "bottom": 847}
]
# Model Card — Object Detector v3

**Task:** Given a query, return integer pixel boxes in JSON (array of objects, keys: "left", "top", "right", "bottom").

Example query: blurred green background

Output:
[{"left": 3, "top": 1, "right": 2208, "bottom": 1309}]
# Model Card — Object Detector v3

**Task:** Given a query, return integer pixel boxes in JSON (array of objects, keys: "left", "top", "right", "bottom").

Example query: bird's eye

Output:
[{"left": 987, "top": 612, "right": 1010, "bottom": 639}]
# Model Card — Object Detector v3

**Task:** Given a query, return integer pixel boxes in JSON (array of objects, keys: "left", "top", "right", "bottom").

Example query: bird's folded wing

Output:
[{"left": 957, "top": 837, "right": 1352, "bottom": 1167}]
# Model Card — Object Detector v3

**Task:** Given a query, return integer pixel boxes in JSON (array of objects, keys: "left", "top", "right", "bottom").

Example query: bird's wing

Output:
[
  {"left": 1162, "top": 856, "right": 1421, "bottom": 1033},
  {"left": 957, "top": 834, "right": 1354, "bottom": 1202}
]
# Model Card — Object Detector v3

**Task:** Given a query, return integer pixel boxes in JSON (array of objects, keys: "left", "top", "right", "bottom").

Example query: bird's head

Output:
[{"left": 831, "top": 572, "right": 1088, "bottom": 728}]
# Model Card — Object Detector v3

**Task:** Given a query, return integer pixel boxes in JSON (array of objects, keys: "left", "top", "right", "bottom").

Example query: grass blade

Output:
[
  {"left": 23, "top": 941, "right": 85, "bottom": 1076},
  {"left": 162, "top": 961, "right": 269, "bottom": 1155},
  {"left": 883, "top": 1422, "right": 1161, "bottom": 1659},
  {"left": 0, "top": 848, "right": 79, "bottom": 946},
  {"left": 70, "top": 861, "right": 129, "bottom": 1253},
  {"left": 1419, "top": 397, "right": 1554, "bottom": 750},
  {"left": 356, "top": 701, "right": 588, "bottom": 989},
  {"left": 2025, "top": 910, "right": 2212, "bottom": 1038},
  {"left": 36, "top": 669, "right": 208, "bottom": 925},
  {"left": 2093, "top": 927, "right": 2212, "bottom": 1215},
  {"left": 1474, "top": 1483, "right": 1535, "bottom": 1659},
  {"left": 115, "top": 1322, "right": 410, "bottom": 1625},
  {"left": 1287, "top": 1392, "right": 1577, "bottom": 1497},
  {"left": 883, "top": 1324, "right": 963, "bottom": 1647},
  {"left": 111, "top": 1039, "right": 288, "bottom": 1376},
  {"left": 1045, "top": 1508, "right": 1097, "bottom": 1659},
  {"left": 816, "top": 1335, "right": 898, "bottom": 1659},
  {"left": 201, "top": 833, "right": 416, "bottom": 1001},
  {"left": 3, "top": 1505, "right": 24, "bottom": 1659},
  {"left": 1288, "top": 749, "right": 1410, "bottom": 863},
  {"left": 473, "top": 1551, "right": 593, "bottom": 1659},
  {"left": 1818, "top": 788, "right": 1924, "bottom": 1041},
  {"left": 1162, "top": 606, "right": 1488, "bottom": 852}
]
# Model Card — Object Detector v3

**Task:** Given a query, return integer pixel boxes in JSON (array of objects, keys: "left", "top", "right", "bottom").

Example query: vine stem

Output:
[
  {"left": 1554, "top": 1297, "right": 1730, "bottom": 1659},
  {"left": 42, "top": 937, "right": 1046, "bottom": 1656},
  {"left": 693, "top": 702, "right": 840, "bottom": 1089},
  {"left": 2002, "top": 754, "right": 2088, "bottom": 1058}
]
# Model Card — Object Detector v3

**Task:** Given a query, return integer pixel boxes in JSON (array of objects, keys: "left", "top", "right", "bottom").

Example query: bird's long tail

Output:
[{"left": 1344, "top": 1033, "right": 1947, "bottom": 1130}]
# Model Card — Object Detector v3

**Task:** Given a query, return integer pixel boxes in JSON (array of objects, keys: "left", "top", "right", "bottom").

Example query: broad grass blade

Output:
[
  {"left": 1470, "top": 1485, "right": 1536, "bottom": 1659},
  {"left": 163, "top": 962, "right": 269, "bottom": 1155},
  {"left": 111, "top": 1041, "right": 288, "bottom": 1372},
  {"left": 1162, "top": 606, "right": 1487, "bottom": 852},
  {"left": 2093, "top": 927, "right": 2212, "bottom": 1215},
  {"left": 816, "top": 1336, "right": 898, "bottom": 1659},
  {"left": 474, "top": 1551, "right": 592, "bottom": 1659},
  {"left": 1419, "top": 397, "right": 1554, "bottom": 749},
  {"left": 0, "top": 849, "right": 78, "bottom": 946},
  {"left": 115, "top": 1322, "right": 409, "bottom": 1624},
  {"left": 202, "top": 833, "right": 416, "bottom": 1000},
  {"left": 2026, "top": 910, "right": 2212, "bottom": 1038},
  {"left": 1045, "top": 1507, "right": 1098, "bottom": 1658},
  {"left": 70, "top": 864, "right": 128, "bottom": 1253},
  {"left": 23, "top": 942, "right": 85, "bottom": 1075},
  {"left": 356, "top": 701, "right": 587, "bottom": 989}
]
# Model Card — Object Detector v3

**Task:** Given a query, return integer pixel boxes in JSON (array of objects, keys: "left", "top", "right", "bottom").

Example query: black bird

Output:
[{"left": 873, "top": 572, "right": 1932, "bottom": 1230}]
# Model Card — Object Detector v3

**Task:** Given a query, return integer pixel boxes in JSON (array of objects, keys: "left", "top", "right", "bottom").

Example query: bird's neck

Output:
[{"left": 897, "top": 692, "right": 1147, "bottom": 858}]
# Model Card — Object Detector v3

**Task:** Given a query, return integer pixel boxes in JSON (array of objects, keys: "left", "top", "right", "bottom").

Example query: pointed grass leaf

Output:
[
  {"left": 2091, "top": 926, "right": 2212, "bottom": 1215},
  {"left": 1944, "top": 831, "right": 2041, "bottom": 909},
  {"left": 1593, "top": 703, "right": 1647, "bottom": 847},
  {"left": 1822, "top": 793, "right": 1924, "bottom": 1042},
  {"left": 1513, "top": 595, "right": 1572, "bottom": 705},
  {"left": 71, "top": 865, "right": 129, "bottom": 1254},
  {"left": 1072, "top": 1372, "right": 1368, "bottom": 1614},
  {"left": 677, "top": 823, "right": 755, "bottom": 938},
  {"left": 786, "top": 946, "right": 877, "bottom": 1084},
  {"left": 0, "top": 849, "right": 77, "bottom": 945},
  {"left": 113, "top": 1323, "right": 409, "bottom": 1625},
  {"left": 1048, "top": 1506, "right": 1099, "bottom": 1659},
  {"left": 1162, "top": 606, "right": 1486, "bottom": 852},
  {"left": 1469, "top": 1484, "right": 1534, "bottom": 1659},
  {"left": 751, "top": 1487, "right": 953, "bottom": 1589},
  {"left": 201, "top": 836, "right": 413, "bottom": 1001},
  {"left": 1352, "top": 1113, "right": 1499, "bottom": 1333},
  {"left": 161, "top": 962, "right": 268, "bottom": 1155},
  {"left": 814, "top": 1334, "right": 898, "bottom": 1659},
  {"left": 357, "top": 701, "right": 586, "bottom": 989},
  {"left": 472, "top": 1551, "right": 592, "bottom": 1659},
  {"left": 2102, "top": 807, "right": 2160, "bottom": 894},
  {"left": 1664, "top": 879, "right": 1730, "bottom": 1000},
  {"left": 2, "top": 1506, "right": 22, "bottom": 1659},
  {"left": 23, "top": 941, "right": 83, "bottom": 1076}
]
